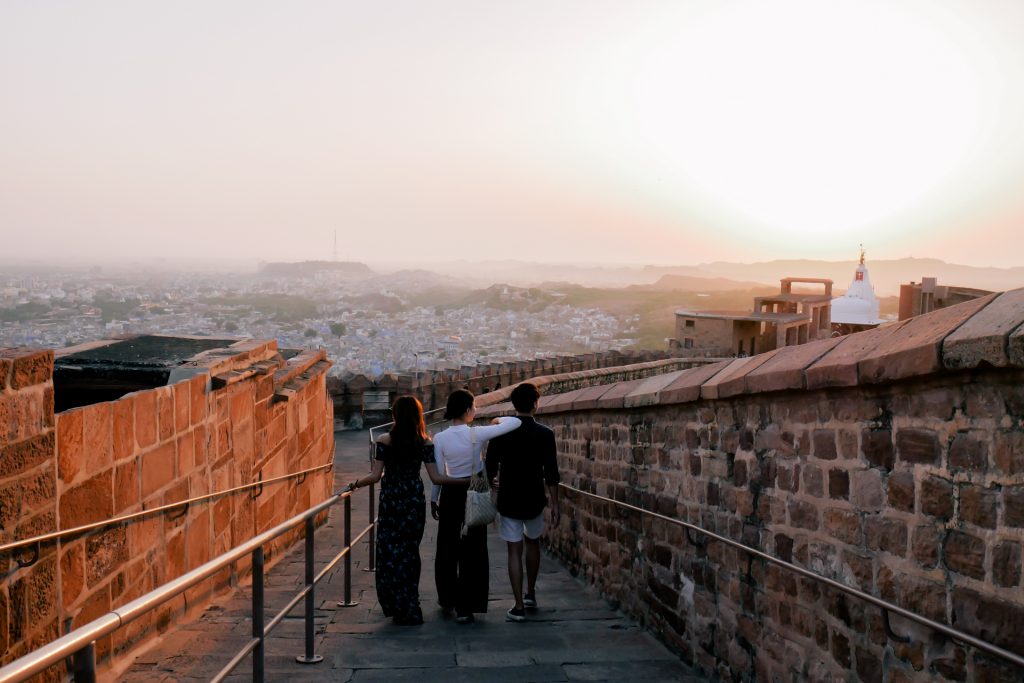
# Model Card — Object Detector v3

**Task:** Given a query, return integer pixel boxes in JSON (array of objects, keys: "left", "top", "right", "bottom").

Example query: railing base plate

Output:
[
  {"left": 361, "top": 568, "right": 376, "bottom": 573},
  {"left": 337, "top": 601, "right": 360, "bottom": 607},
  {"left": 295, "top": 654, "right": 324, "bottom": 665}
]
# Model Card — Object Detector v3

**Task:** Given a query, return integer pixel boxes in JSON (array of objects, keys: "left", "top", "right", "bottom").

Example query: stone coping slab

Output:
[
  {"left": 858, "top": 293, "right": 997, "bottom": 384},
  {"left": 745, "top": 336, "right": 845, "bottom": 394},
  {"left": 623, "top": 371, "right": 688, "bottom": 408},
  {"left": 943, "top": 288, "right": 1024, "bottom": 369},
  {"left": 481, "top": 289, "right": 1024, "bottom": 415}
]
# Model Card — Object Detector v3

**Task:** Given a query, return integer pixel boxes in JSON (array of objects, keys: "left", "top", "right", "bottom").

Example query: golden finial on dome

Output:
[{"left": 859, "top": 244, "right": 865, "bottom": 266}]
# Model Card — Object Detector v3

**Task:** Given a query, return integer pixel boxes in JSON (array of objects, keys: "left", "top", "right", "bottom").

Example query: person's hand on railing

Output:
[{"left": 430, "top": 501, "right": 440, "bottom": 520}]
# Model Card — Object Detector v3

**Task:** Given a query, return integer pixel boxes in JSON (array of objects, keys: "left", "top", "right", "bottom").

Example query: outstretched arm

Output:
[
  {"left": 472, "top": 416, "right": 521, "bottom": 442},
  {"left": 425, "top": 462, "right": 469, "bottom": 487},
  {"left": 348, "top": 459, "right": 384, "bottom": 491}
]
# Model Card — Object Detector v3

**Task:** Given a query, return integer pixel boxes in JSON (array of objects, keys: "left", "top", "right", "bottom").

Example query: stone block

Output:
[
  {"left": 703, "top": 354, "right": 776, "bottom": 400},
  {"left": 886, "top": 471, "right": 915, "bottom": 512},
  {"left": 190, "top": 375, "right": 208, "bottom": 424},
  {"left": 877, "top": 565, "right": 945, "bottom": 622},
  {"left": 745, "top": 336, "right": 844, "bottom": 394},
  {"left": 864, "top": 516, "right": 907, "bottom": 556},
  {"left": 157, "top": 389, "right": 174, "bottom": 442},
  {"left": 788, "top": 500, "right": 819, "bottom": 531},
  {"left": 912, "top": 524, "right": 941, "bottom": 568},
  {"left": 539, "top": 387, "right": 586, "bottom": 414},
  {"left": 0, "top": 431, "right": 55, "bottom": 479},
  {"left": 59, "top": 471, "right": 113, "bottom": 528},
  {"left": 9, "top": 349, "right": 53, "bottom": 389},
  {"left": 859, "top": 294, "right": 997, "bottom": 384},
  {"left": 812, "top": 429, "right": 837, "bottom": 460},
  {"left": 805, "top": 323, "right": 908, "bottom": 389},
  {"left": 828, "top": 469, "right": 850, "bottom": 500},
  {"left": 1004, "top": 485, "right": 1024, "bottom": 528},
  {"left": 174, "top": 381, "right": 190, "bottom": 432},
  {"left": 942, "top": 288, "right": 1024, "bottom": 368},
  {"left": 895, "top": 429, "right": 940, "bottom": 466},
  {"left": 824, "top": 508, "right": 861, "bottom": 545},
  {"left": 114, "top": 459, "right": 139, "bottom": 513},
  {"left": 861, "top": 429, "right": 894, "bottom": 470},
  {"left": 82, "top": 402, "right": 113, "bottom": 474},
  {"left": 658, "top": 361, "right": 731, "bottom": 405},
  {"left": 950, "top": 586, "right": 1024, "bottom": 654},
  {"left": 992, "top": 541, "right": 1021, "bottom": 588},
  {"left": 1012, "top": 320, "right": 1024, "bottom": 367},
  {"left": 86, "top": 527, "right": 129, "bottom": 586},
  {"left": 993, "top": 430, "right": 1024, "bottom": 475},
  {"left": 56, "top": 408, "right": 84, "bottom": 484},
  {"left": 851, "top": 469, "right": 883, "bottom": 512},
  {"left": 944, "top": 530, "right": 986, "bottom": 580},
  {"left": 112, "top": 396, "right": 135, "bottom": 462},
  {"left": 61, "top": 543, "right": 85, "bottom": 609},
  {"left": 570, "top": 384, "right": 615, "bottom": 411},
  {"left": 134, "top": 390, "right": 158, "bottom": 448},
  {"left": 958, "top": 484, "right": 996, "bottom": 529},
  {"left": 948, "top": 432, "right": 988, "bottom": 471},
  {"left": 596, "top": 379, "right": 643, "bottom": 409},
  {"left": 803, "top": 465, "right": 824, "bottom": 497},
  {"left": 920, "top": 476, "right": 953, "bottom": 521},
  {"left": 140, "top": 442, "right": 176, "bottom": 499}
]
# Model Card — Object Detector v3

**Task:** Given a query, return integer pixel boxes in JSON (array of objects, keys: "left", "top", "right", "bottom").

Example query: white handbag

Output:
[{"left": 462, "top": 427, "right": 497, "bottom": 534}]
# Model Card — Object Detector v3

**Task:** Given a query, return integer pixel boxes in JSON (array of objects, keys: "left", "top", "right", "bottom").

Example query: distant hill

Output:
[
  {"left": 630, "top": 274, "right": 771, "bottom": 292},
  {"left": 259, "top": 261, "right": 374, "bottom": 277},
  {"left": 676, "top": 258, "right": 1024, "bottom": 297}
]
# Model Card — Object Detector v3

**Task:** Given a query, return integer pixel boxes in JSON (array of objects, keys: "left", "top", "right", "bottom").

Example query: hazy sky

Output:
[{"left": 2, "top": 1, "right": 1023, "bottom": 268}]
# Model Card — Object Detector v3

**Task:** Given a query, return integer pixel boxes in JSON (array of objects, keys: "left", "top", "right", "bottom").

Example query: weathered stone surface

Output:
[
  {"left": 7, "top": 349, "right": 53, "bottom": 390},
  {"left": 948, "top": 432, "right": 988, "bottom": 471},
  {"left": 1004, "top": 486, "right": 1024, "bottom": 528},
  {"left": 702, "top": 355, "right": 774, "bottom": 400},
  {"left": 658, "top": 361, "right": 731, "bottom": 405},
  {"left": 896, "top": 429, "right": 940, "bottom": 466},
  {"left": 59, "top": 471, "right": 113, "bottom": 528},
  {"left": 943, "top": 288, "right": 1024, "bottom": 369},
  {"left": 959, "top": 484, "right": 996, "bottom": 529},
  {"left": 850, "top": 469, "right": 883, "bottom": 512},
  {"left": 1011, "top": 320, "right": 1024, "bottom": 367},
  {"left": 920, "top": 476, "right": 954, "bottom": 521},
  {"left": 992, "top": 541, "right": 1021, "bottom": 588},
  {"left": 744, "top": 337, "right": 844, "bottom": 394},
  {"left": 886, "top": 471, "right": 915, "bottom": 512},
  {"left": 56, "top": 408, "right": 83, "bottom": 484},
  {"left": 570, "top": 383, "right": 615, "bottom": 411},
  {"left": 828, "top": 468, "right": 850, "bottom": 500},
  {"left": 993, "top": 430, "right": 1024, "bottom": 475},
  {"left": 805, "top": 322, "right": 907, "bottom": 389},
  {"left": 538, "top": 387, "right": 587, "bottom": 414},
  {"left": 944, "top": 530, "right": 986, "bottom": 580},
  {"left": 861, "top": 429, "right": 894, "bottom": 470},
  {"left": 624, "top": 371, "right": 687, "bottom": 408},
  {"left": 0, "top": 431, "right": 54, "bottom": 479},
  {"left": 859, "top": 294, "right": 997, "bottom": 384},
  {"left": 951, "top": 586, "right": 1024, "bottom": 654},
  {"left": 596, "top": 379, "right": 644, "bottom": 409}
]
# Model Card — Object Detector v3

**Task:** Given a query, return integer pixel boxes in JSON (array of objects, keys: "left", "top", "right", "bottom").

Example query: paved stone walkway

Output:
[{"left": 120, "top": 430, "right": 704, "bottom": 682}]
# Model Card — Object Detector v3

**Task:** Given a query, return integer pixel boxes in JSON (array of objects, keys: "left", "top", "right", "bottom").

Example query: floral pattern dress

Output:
[{"left": 374, "top": 440, "right": 435, "bottom": 622}]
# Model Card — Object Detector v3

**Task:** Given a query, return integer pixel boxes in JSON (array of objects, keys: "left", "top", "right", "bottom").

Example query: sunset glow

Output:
[{"left": 1, "top": 1, "right": 1023, "bottom": 266}]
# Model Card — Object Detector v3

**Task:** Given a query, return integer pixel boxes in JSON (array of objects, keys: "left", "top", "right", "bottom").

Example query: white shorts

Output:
[{"left": 499, "top": 512, "right": 545, "bottom": 543}]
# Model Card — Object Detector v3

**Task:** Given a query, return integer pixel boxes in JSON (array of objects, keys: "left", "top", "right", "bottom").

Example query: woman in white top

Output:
[{"left": 432, "top": 389, "right": 521, "bottom": 623}]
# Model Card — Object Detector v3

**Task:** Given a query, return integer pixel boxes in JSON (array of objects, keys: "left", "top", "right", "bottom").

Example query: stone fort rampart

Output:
[
  {"left": 0, "top": 339, "right": 334, "bottom": 677},
  {"left": 480, "top": 290, "right": 1024, "bottom": 681}
]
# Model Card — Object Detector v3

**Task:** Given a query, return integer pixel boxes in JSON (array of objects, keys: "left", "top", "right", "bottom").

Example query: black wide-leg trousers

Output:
[{"left": 435, "top": 484, "right": 489, "bottom": 616}]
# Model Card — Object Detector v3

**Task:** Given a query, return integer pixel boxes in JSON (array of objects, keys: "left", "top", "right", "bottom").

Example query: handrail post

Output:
[
  {"left": 295, "top": 518, "right": 324, "bottom": 664},
  {"left": 364, "top": 482, "right": 376, "bottom": 572},
  {"left": 338, "top": 495, "right": 359, "bottom": 607},
  {"left": 71, "top": 642, "right": 96, "bottom": 683},
  {"left": 252, "top": 547, "right": 265, "bottom": 683}
]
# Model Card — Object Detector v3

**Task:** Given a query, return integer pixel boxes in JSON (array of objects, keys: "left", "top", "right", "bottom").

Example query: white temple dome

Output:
[{"left": 831, "top": 251, "right": 883, "bottom": 326}]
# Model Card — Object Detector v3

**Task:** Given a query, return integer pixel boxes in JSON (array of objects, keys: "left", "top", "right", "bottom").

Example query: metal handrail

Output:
[
  {"left": 559, "top": 483, "right": 1024, "bottom": 670},
  {"left": 0, "top": 461, "right": 333, "bottom": 557},
  {"left": 367, "top": 407, "right": 445, "bottom": 444},
  {"left": 0, "top": 485, "right": 370, "bottom": 683}
]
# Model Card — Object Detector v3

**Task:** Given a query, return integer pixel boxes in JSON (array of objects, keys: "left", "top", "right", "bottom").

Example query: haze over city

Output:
[{"left": 3, "top": 0, "right": 1024, "bottom": 268}]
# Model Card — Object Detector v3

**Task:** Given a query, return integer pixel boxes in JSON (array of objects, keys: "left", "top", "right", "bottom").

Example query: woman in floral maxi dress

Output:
[{"left": 347, "top": 396, "right": 467, "bottom": 625}]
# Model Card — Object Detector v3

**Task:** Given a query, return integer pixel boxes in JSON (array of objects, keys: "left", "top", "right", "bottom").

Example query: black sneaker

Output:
[
  {"left": 523, "top": 593, "right": 537, "bottom": 609},
  {"left": 506, "top": 607, "right": 526, "bottom": 622}
]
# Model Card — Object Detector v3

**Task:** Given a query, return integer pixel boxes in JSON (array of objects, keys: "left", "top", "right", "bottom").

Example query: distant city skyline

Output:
[{"left": 3, "top": 1, "right": 1023, "bottom": 268}]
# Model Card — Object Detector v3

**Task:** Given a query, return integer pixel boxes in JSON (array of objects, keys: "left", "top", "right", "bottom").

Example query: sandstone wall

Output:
[
  {"left": 479, "top": 289, "right": 1024, "bottom": 682},
  {"left": 0, "top": 340, "right": 334, "bottom": 676}
]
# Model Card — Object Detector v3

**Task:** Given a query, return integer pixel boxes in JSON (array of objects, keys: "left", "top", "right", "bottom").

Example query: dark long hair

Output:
[
  {"left": 443, "top": 388, "right": 474, "bottom": 421},
  {"left": 389, "top": 395, "right": 428, "bottom": 452}
]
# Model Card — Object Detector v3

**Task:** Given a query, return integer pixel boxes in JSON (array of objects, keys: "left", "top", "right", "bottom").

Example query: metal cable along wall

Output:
[{"left": 558, "top": 483, "right": 1024, "bottom": 673}]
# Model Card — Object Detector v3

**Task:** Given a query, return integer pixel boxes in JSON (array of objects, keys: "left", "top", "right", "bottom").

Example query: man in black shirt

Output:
[{"left": 486, "top": 382, "right": 561, "bottom": 622}]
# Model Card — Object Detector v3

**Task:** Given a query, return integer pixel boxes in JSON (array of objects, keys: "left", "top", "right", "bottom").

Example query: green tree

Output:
[
  {"left": 329, "top": 322, "right": 346, "bottom": 336},
  {"left": 304, "top": 328, "right": 318, "bottom": 338},
  {"left": 224, "top": 321, "right": 239, "bottom": 332}
]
